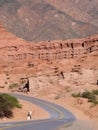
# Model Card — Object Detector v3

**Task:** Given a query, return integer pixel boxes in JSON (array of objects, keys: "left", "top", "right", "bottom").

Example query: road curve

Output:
[{"left": 0, "top": 93, "right": 76, "bottom": 130}]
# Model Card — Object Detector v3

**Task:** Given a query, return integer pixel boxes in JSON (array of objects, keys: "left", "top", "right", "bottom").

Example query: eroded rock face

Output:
[
  {"left": 0, "top": 23, "right": 98, "bottom": 75},
  {"left": 4, "top": 37, "right": 98, "bottom": 62}
]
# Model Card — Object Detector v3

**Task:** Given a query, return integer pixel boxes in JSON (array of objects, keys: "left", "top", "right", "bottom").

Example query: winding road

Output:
[{"left": 0, "top": 93, "right": 76, "bottom": 130}]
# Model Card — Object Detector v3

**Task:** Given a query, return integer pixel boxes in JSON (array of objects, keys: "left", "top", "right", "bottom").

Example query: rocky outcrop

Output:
[
  {"left": 0, "top": 23, "right": 98, "bottom": 74},
  {"left": 1, "top": 35, "right": 98, "bottom": 62},
  {"left": 6, "top": 40, "right": 98, "bottom": 62}
]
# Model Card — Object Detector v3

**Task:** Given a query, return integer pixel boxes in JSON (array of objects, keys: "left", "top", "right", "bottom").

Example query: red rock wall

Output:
[
  {"left": 3, "top": 37, "right": 98, "bottom": 62},
  {"left": 0, "top": 23, "right": 98, "bottom": 73}
]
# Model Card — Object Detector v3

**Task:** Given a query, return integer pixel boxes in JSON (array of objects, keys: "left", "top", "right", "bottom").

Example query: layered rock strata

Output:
[{"left": 0, "top": 23, "right": 98, "bottom": 75}]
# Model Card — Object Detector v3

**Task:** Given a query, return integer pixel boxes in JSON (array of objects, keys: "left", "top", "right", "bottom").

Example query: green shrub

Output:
[
  {"left": 9, "top": 83, "right": 19, "bottom": 89},
  {"left": 92, "top": 89, "right": 98, "bottom": 95},
  {"left": 0, "top": 94, "right": 22, "bottom": 118},
  {"left": 81, "top": 91, "right": 96, "bottom": 100},
  {"left": 71, "top": 93, "right": 81, "bottom": 97},
  {"left": 72, "top": 90, "right": 98, "bottom": 105},
  {"left": 88, "top": 99, "right": 98, "bottom": 105}
]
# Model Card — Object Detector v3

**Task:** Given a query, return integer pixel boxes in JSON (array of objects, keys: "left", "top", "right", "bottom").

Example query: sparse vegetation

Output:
[
  {"left": 9, "top": 83, "right": 19, "bottom": 90},
  {"left": 88, "top": 99, "right": 98, "bottom": 105},
  {"left": 0, "top": 93, "right": 22, "bottom": 118},
  {"left": 81, "top": 91, "right": 96, "bottom": 101},
  {"left": 92, "top": 89, "right": 98, "bottom": 95},
  {"left": 72, "top": 90, "right": 98, "bottom": 105},
  {"left": 71, "top": 93, "right": 81, "bottom": 97}
]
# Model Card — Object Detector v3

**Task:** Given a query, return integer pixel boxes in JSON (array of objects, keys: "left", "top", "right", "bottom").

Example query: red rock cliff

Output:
[{"left": 0, "top": 23, "right": 98, "bottom": 75}]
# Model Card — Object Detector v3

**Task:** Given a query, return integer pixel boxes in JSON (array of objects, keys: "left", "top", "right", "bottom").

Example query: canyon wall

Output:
[
  {"left": 0, "top": 23, "right": 98, "bottom": 75},
  {"left": 1, "top": 36, "right": 98, "bottom": 63}
]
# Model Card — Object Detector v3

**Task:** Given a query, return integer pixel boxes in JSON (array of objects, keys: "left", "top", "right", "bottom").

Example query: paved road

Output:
[{"left": 0, "top": 93, "right": 76, "bottom": 130}]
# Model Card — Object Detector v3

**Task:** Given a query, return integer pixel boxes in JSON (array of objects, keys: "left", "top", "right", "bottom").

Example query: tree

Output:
[{"left": 0, "top": 93, "right": 22, "bottom": 118}]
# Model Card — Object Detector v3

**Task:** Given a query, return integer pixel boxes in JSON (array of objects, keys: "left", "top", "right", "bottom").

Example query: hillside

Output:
[
  {"left": 0, "top": 1, "right": 98, "bottom": 127},
  {"left": 0, "top": 0, "right": 98, "bottom": 42},
  {"left": 0, "top": 22, "right": 98, "bottom": 123},
  {"left": 0, "top": 22, "right": 98, "bottom": 75}
]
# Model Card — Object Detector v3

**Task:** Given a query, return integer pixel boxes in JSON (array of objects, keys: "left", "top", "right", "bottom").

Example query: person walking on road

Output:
[{"left": 27, "top": 111, "right": 32, "bottom": 120}]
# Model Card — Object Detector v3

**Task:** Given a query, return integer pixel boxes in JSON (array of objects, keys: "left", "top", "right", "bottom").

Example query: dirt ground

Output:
[{"left": 0, "top": 86, "right": 98, "bottom": 130}]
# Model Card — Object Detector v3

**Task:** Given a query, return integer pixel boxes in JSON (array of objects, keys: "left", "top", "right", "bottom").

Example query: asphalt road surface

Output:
[{"left": 0, "top": 93, "right": 76, "bottom": 130}]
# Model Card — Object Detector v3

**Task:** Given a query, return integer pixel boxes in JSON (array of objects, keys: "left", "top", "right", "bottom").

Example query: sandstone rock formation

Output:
[
  {"left": 0, "top": 23, "right": 98, "bottom": 120},
  {"left": 0, "top": 22, "right": 98, "bottom": 76}
]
